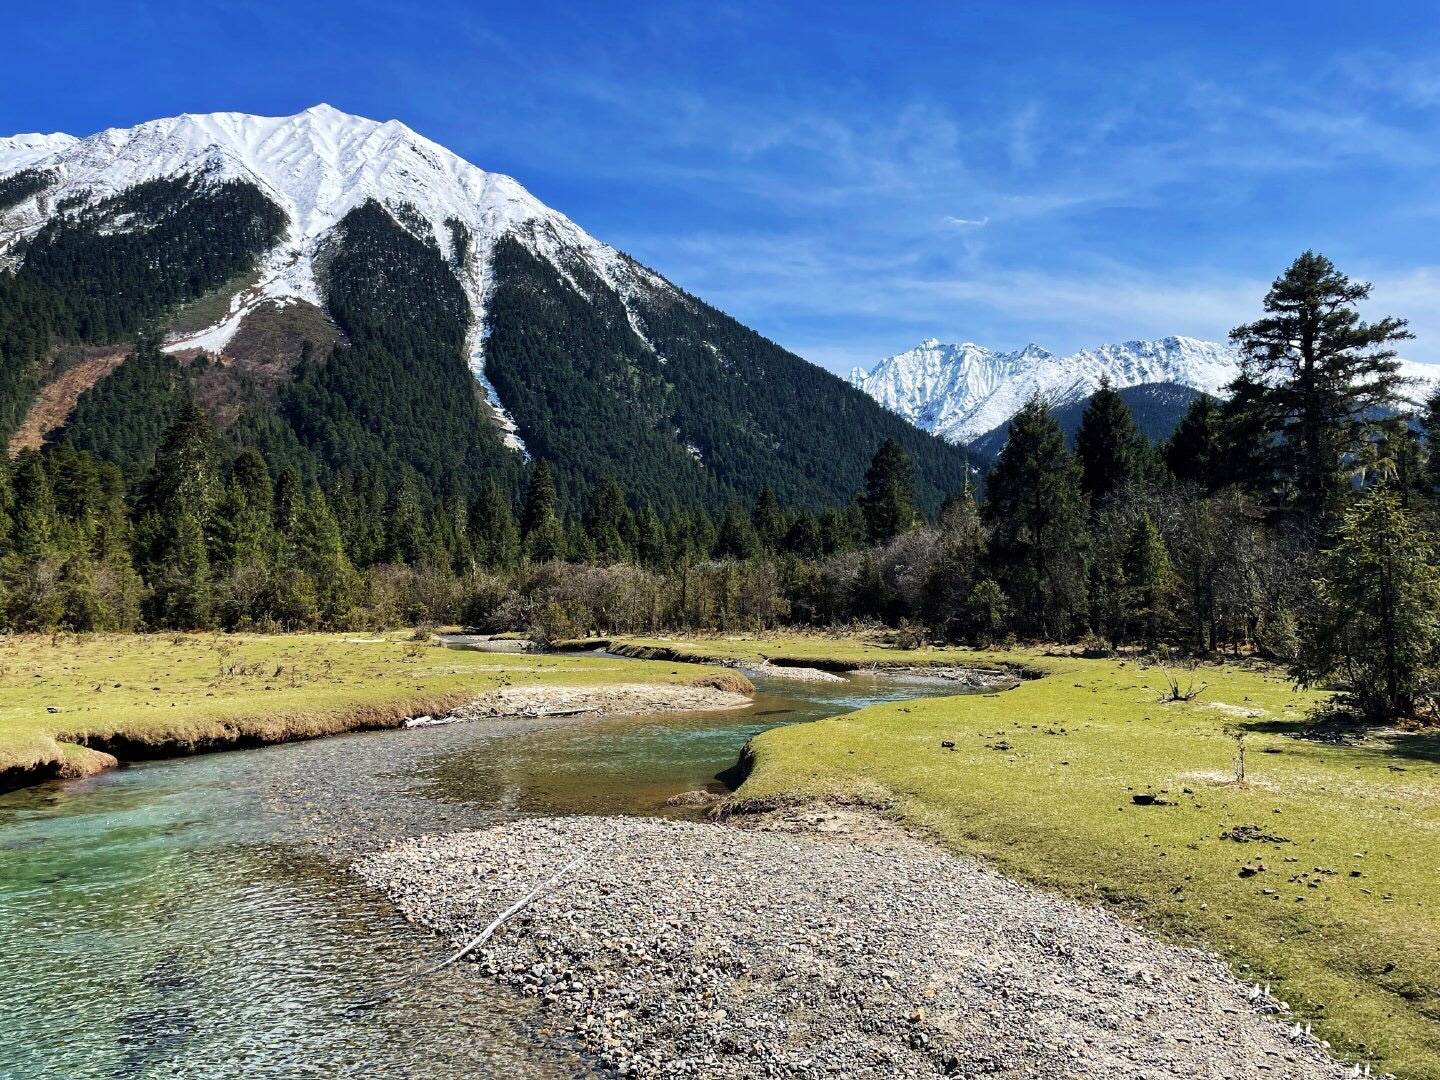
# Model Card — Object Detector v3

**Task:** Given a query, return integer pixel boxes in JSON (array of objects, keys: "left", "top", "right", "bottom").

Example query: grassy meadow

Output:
[
  {"left": 0, "top": 631, "right": 737, "bottom": 785},
  {"left": 718, "top": 643, "right": 1440, "bottom": 1079}
]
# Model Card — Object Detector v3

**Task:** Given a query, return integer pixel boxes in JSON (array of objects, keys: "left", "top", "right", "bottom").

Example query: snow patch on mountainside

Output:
[{"left": 0, "top": 105, "right": 671, "bottom": 449}]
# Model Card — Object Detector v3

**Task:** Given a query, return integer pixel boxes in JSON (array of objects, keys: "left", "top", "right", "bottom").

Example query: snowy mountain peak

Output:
[
  {"left": 851, "top": 335, "right": 1241, "bottom": 444},
  {"left": 0, "top": 106, "right": 669, "bottom": 449}
]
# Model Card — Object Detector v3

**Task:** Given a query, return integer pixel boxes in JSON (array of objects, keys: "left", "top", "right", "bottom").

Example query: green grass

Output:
[
  {"left": 733, "top": 647, "right": 1440, "bottom": 1078},
  {"left": 0, "top": 631, "right": 739, "bottom": 784}
]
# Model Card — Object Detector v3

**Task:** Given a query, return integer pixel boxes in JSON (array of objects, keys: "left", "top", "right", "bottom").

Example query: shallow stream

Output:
[{"left": 0, "top": 665, "right": 969, "bottom": 1078}]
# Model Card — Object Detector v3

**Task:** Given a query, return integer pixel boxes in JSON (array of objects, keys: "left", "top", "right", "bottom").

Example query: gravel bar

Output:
[{"left": 357, "top": 811, "right": 1352, "bottom": 1080}]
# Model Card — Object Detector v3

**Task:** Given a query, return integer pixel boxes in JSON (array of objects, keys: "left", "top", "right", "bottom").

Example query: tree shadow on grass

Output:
[{"left": 1241, "top": 716, "right": 1440, "bottom": 767}]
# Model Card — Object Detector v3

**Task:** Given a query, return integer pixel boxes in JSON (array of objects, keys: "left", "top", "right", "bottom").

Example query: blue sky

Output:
[{"left": 5, "top": 1, "right": 1440, "bottom": 370}]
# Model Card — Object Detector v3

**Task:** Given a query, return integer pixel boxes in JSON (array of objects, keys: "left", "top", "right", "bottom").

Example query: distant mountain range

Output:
[
  {"left": 849, "top": 336, "right": 1239, "bottom": 445},
  {"left": 0, "top": 105, "right": 968, "bottom": 510},
  {"left": 850, "top": 335, "right": 1440, "bottom": 454}
]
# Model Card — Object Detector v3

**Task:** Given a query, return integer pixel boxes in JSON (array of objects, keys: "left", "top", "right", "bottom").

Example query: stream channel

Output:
[{"left": 0, "top": 650, "right": 974, "bottom": 1079}]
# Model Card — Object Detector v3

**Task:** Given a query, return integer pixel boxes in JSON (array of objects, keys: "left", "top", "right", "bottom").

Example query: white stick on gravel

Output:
[
  {"left": 423, "top": 850, "right": 590, "bottom": 976},
  {"left": 360, "top": 849, "right": 588, "bottom": 1007}
]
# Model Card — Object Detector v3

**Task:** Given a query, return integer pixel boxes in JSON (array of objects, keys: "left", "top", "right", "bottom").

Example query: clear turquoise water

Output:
[{"left": 0, "top": 671, "right": 963, "bottom": 1079}]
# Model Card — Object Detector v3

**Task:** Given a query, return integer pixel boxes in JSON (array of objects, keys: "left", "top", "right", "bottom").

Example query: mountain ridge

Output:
[
  {"left": 0, "top": 103, "right": 665, "bottom": 445},
  {"left": 850, "top": 335, "right": 1238, "bottom": 444},
  {"left": 0, "top": 105, "right": 970, "bottom": 511},
  {"left": 851, "top": 333, "right": 1440, "bottom": 448}
]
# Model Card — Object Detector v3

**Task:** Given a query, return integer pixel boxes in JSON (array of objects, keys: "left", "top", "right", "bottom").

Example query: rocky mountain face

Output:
[{"left": 0, "top": 105, "right": 969, "bottom": 509}]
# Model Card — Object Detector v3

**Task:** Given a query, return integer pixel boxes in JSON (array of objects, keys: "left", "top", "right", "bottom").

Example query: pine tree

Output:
[
  {"left": 1422, "top": 386, "right": 1440, "bottom": 498},
  {"left": 10, "top": 450, "right": 56, "bottom": 557},
  {"left": 1294, "top": 487, "right": 1440, "bottom": 720},
  {"left": 858, "top": 437, "right": 918, "bottom": 543},
  {"left": 0, "top": 455, "right": 12, "bottom": 546},
  {"left": 1164, "top": 396, "right": 1224, "bottom": 485},
  {"left": 520, "top": 462, "right": 566, "bottom": 562},
  {"left": 522, "top": 460, "right": 559, "bottom": 535},
  {"left": 782, "top": 511, "right": 824, "bottom": 560},
  {"left": 820, "top": 505, "right": 864, "bottom": 554},
  {"left": 714, "top": 504, "right": 760, "bottom": 560},
  {"left": 566, "top": 518, "right": 597, "bottom": 564},
  {"left": 385, "top": 475, "right": 429, "bottom": 565},
  {"left": 923, "top": 487, "right": 988, "bottom": 641},
  {"left": 584, "top": 475, "right": 632, "bottom": 563},
  {"left": 527, "top": 515, "right": 568, "bottom": 563},
  {"left": 470, "top": 479, "right": 521, "bottom": 570},
  {"left": 751, "top": 487, "right": 786, "bottom": 553},
  {"left": 150, "top": 509, "right": 213, "bottom": 628},
  {"left": 983, "top": 397, "right": 1088, "bottom": 639},
  {"left": 1229, "top": 252, "right": 1412, "bottom": 527},
  {"left": 1122, "top": 513, "right": 1177, "bottom": 648},
  {"left": 58, "top": 556, "right": 106, "bottom": 631},
  {"left": 213, "top": 448, "right": 276, "bottom": 569},
  {"left": 136, "top": 405, "right": 219, "bottom": 628},
  {"left": 273, "top": 466, "right": 304, "bottom": 537},
  {"left": 1075, "top": 378, "right": 1150, "bottom": 503},
  {"left": 292, "top": 487, "right": 356, "bottom": 623},
  {"left": 635, "top": 502, "right": 669, "bottom": 568}
]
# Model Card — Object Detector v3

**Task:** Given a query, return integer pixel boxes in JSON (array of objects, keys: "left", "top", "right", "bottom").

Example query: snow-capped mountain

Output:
[
  {"left": 850, "top": 336, "right": 1240, "bottom": 445},
  {"left": 851, "top": 334, "right": 1440, "bottom": 446},
  {"left": 0, "top": 105, "right": 969, "bottom": 510},
  {"left": 0, "top": 104, "right": 673, "bottom": 448}
]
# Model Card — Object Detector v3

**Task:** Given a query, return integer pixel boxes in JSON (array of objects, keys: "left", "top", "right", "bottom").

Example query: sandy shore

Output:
[{"left": 357, "top": 810, "right": 1351, "bottom": 1080}]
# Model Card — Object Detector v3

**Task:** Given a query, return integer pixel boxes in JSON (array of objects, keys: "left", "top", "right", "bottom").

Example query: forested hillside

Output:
[
  {"left": 7, "top": 252, "right": 1435, "bottom": 731},
  {"left": 0, "top": 176, "right": 286, "bottom": 436},
  {"left": 967, "top": 382, "right": 1207, "bottom": 463},
  {"left": 269, "top": 199, "right": 519, "bottom": 502},
  {"left": 484, "top": 236, "right": 970, "bottom": 510}
]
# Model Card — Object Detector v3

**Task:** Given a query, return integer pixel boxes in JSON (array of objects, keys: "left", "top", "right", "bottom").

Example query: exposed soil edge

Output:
[
  {"left": 0, "top": 692, "right": 476, "bottom": 795},
  {"left": 3, "top": 673, "right": 757, "bottom": 796}
]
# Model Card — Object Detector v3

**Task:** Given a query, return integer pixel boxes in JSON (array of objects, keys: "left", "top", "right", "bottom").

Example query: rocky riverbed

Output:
[
  {"left": 407, "top": 680, "right": 753, "bottom": 726},
  {"left": 357, "top": 810, "right": 1351, "bottom": 1080}
]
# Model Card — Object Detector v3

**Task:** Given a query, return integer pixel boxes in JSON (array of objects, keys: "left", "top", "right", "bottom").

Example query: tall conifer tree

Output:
[
  {"left": 1075, "top": 378, "right": 1150, "bottom": 502},
  {"left": 983, "top": 397, "right": 1088, "bottom": 639},
  {"left": 1229, "top": 252, "right": 1412, "bottom": 527},
  {"left": 859, "top": 437, "right": 918, "bottom": 543}
]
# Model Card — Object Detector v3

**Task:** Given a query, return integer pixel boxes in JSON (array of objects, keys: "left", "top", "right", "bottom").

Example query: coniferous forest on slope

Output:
[
  {"left": 0, "top": 176, "right": 286, "bottom": 435},
  {"left": 0, "top": 180, "right": 1438, "bottom": 723},
  {"left": 483, "top": 235, "right": 970, "bottom": 509}
]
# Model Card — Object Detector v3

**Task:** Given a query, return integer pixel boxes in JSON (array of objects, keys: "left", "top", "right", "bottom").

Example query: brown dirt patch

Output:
[
  {"left": 184, "top": 299, "right": 342, "bottom": 426},
  {"left": 7, "top": 345, "right": 128, "bottom": 455}
]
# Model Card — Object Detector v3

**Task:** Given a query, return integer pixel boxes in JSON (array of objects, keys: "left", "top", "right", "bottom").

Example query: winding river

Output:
[{"left": 0, "top": 665, "right": 968, "bottom": 1079}]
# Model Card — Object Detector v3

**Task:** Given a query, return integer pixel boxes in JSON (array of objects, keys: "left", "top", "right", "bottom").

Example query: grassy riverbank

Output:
[
  {"left": 729, "top": 646, "right": 1440, "bottom": 1079},
  {"left": 0, "top": 632, "right": 747, "bottom": 788},
  {"left": 610, "top": 631, "right": 1042, "bottom": 672}
]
